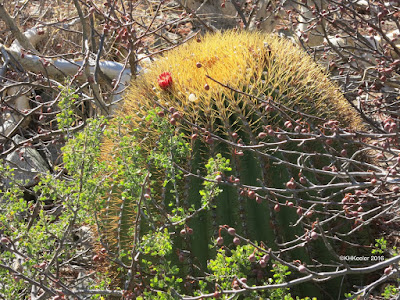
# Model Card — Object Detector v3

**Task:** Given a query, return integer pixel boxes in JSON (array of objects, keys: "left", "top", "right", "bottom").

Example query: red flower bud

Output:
[{"left": 158, "top": 71, "right": 173, "bottom": 90}]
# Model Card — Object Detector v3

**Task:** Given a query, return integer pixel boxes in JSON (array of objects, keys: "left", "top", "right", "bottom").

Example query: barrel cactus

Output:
[{"left": 98, "top": 31, "right": 371, "bottom": 298}]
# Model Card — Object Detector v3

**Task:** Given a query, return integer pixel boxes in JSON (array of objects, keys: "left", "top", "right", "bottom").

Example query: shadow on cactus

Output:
[{"left": 99, "top": 31, "right": 376, "bottom": 298}]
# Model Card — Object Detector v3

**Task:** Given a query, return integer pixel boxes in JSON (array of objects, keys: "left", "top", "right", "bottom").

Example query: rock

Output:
[
  {"left": 72, "top": 225, "right": 93, "bottom": 249},
  {"left": 39, "top": 140, "right": 64, "bottom": 169},
  {"left": 5, "top": 86, "right": 31, "bottom": 116},
  {"left": 186, "top": 0, "right": 238, "bottom": 29},
  {"left": 1, "top": 85, "right": 32, "bottom": 140},
  {"left": 0, "top": 118, "right": 18, "bottom": 138},
  {"left": 4, "top": 135, "right": 50, "bottom": 187}
]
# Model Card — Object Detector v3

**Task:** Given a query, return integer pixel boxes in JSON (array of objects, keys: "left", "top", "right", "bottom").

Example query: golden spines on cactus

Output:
[{"left": 119, "top": 30, "right": 362, "bottom": 139}]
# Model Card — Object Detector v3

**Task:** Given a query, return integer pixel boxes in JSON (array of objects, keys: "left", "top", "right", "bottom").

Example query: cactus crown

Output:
[{"left": 118, "top": 30, "right": 361, "bottom": 139}]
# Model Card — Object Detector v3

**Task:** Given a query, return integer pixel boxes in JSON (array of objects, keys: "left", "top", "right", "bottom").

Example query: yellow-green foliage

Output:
[{"left": 115, "top": 30, "right": 362, "bottom": 142}]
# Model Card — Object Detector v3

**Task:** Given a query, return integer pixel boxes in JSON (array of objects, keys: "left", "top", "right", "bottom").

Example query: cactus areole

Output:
[{"left": 100, "top": 31, "right": 366, "bottom": 297}]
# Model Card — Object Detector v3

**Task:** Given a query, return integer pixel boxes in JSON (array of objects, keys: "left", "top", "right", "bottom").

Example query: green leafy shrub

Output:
[{"left": 0, "top": 117, "right": 111, "bottom": 298}]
